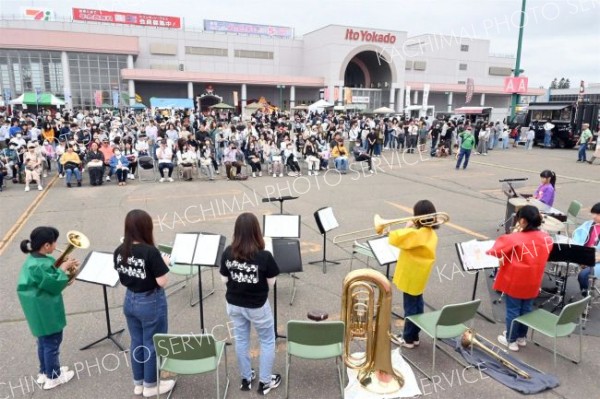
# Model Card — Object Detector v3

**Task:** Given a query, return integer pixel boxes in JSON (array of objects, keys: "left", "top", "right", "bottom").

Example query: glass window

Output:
[
  {"left": 461, "top": 44, "right": 469, "bottom": 52},
  {"left": 459, "top": 63, "right": 467, "bottom": 71}
]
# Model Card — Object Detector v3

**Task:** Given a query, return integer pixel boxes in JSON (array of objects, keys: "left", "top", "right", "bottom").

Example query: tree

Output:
[
  {"left": 564, "top": 79, "right": 570, "bottom": 88},
  {"left": 558, "top": 78, "right": 566, "bottom": 88},
  {"left": 550, "top": 78, "right": 558, "bottom": 89}
]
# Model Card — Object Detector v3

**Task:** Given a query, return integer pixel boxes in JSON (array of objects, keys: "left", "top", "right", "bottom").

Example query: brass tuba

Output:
[
  {"left": 54, "top": 230, "right": 90, "bottom": 284},
  {"left": 341, "top": 269, "right": 404, "bottom": 394}
]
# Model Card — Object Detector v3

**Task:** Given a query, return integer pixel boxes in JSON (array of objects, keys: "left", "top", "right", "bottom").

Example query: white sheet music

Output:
[
  {"left": 76, "top": 251, "right": 120, "bottom": 287},
  {"left": 317, "top": 207, "right": 339, "bottom": 232},
  {"left": 171, "top": 233, "right": 198, "bottom": 264},
  {"left": 458, "top": 240, "right": 499, "bottom": 271},
  {"left": 264, "top": 215, "right": 300, "bottom": 238},
  {"left": 367, "top": 236, "right": 400, "bottom": 265},
  {"left": 263, "top": 237, "right": 273, "bottom": 255},
  {"left": 193, "top": 234, "right": 222, "bottom": 265}
]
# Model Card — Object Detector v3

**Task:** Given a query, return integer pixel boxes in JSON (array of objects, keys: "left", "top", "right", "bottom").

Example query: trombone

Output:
[{"left": 332, "top": 212, "right": 450, "bottom": 244}]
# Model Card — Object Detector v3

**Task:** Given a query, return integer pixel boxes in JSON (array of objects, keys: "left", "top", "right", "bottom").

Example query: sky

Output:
[{"left": 3, "top": 0, "right": 599, "bottom": 88}]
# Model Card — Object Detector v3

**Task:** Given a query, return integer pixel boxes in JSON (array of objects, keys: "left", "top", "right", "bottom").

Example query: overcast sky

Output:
[{"left": 3, "top": 0, "right": 599, "bottom": 88}]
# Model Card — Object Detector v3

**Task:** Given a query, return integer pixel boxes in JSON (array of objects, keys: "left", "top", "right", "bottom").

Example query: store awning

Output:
[
  {"left": 453, "top": 107, "right": 492, "bottom": 115},
  {"left": 149, "top": 97, "right": 194, "bottom": 109},
  {"left": 10, "top": 92, "right": 65, "bottom": 106},
  {"left": 527, "top": 104, "right": 570, "bottom": 111}
]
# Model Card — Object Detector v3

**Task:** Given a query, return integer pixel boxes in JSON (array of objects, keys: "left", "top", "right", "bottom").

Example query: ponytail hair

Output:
[
  {"left": 20, "top": 226, "right": 60, "bottom": 254},
  {"left": 540, "top": 169, "right": 556, "bottom": 187},
  {"left": 517, "top": 205, "right": 543, "bottom": 232}
]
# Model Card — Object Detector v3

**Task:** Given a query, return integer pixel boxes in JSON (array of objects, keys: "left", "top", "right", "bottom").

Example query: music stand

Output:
[
  {"left": 455, "top": 240, "right": 499, "bottom": 324},
  {"left": 263, "top": 214, "right": 301, "bottom": 239},
  {"left": 262, "top": 196, "right": 299, "bottom": 214},
  {"left": 366, "top": 235, "right": 404, "bottom": 319},
  {"left": 171, "top": 232, "right": 226, "bottom": 330},
  {"left": 310, "top": 207, "right": 341, "bottom": 273},
  {"left": 546, "top": 243, "right": 595, "bottom": 312},
  {"left": 78, "top": 251, "right": 125, "bottom": 351}
]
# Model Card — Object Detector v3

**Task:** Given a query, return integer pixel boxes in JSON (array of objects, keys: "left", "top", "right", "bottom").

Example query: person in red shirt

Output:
[{"left": 486, "top": 205, "right": 552, "bottom": 351}]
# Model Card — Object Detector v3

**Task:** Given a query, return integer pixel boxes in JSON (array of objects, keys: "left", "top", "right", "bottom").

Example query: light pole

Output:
[
  {"left": 510, "top": 0, "right": 527, "bottom": 122},
  {"left": 276, "top": 84, "right": 286, "bottom": 111}
]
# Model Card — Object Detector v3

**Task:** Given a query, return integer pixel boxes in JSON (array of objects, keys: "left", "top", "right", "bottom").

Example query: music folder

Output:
[
  {"left": 455, "top": 240, "right": 499, "bottom": 271},
  {"left": 549, "top": 243, "right": 595, "bottom": 266},
  {"left": 264, "top": 237, "right": 303, "bottom": 274},
  {"left": 76, "top": 251, "right": 120, "bottom": 287},
  {"left": 171, "top": 233, "right": 226, "bottom": 266},
  {"left": 263, "top": 214, "right": 301, "bottom": 238},
  {"left": 367, "top": 235, "right": 399, "bottom": 266}
]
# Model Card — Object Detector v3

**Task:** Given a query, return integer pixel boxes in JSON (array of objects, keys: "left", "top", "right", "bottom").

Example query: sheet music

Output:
[
  {"left": 193, "top": 234, "right": 222, "bottom": 265},
  {"left": 172, "top": 233, "right": 198, "bottom": 264},
  {"left": 318, "top": 207, "right": 339, "bottom": 232},
  {"left": 367, "top": 236, "right": 400, "bottom": 265},
  {"left": 264, "top": 215, "right": 300, "bottom": 238},
  {"left": 458, "top": 240, "right": 499, "bottom": 271},
  {"left": 263, "top": 237, "right": 273, "bottom": 255},
  {"left": 76, "top": 251, "right": 120, "bottom": 287}
]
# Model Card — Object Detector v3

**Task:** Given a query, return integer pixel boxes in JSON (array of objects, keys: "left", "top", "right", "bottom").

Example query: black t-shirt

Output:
[
  {"left": 113, "top": 243, "right": 169, "bottom": 293},
  {"left": 219, "top": 246, "right": 279, "bottom": 308}
]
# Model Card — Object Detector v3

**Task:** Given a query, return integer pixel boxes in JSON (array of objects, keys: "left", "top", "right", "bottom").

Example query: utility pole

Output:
[{"left": 510, "top": 0, "right": 527, "bottom": 122}]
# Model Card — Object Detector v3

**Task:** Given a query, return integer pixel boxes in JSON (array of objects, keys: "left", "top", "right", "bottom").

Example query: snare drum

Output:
[
  {"left": 509, "top": 197, "right": 529, "bottom": 209},
  {"left": 541, "top": 215, "right": 564, "bottom": 234}
]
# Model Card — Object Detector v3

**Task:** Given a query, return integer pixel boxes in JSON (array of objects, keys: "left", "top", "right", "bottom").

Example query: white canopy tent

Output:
[{"left": 308, "top": 99, "right": 334, "bottom": 113}]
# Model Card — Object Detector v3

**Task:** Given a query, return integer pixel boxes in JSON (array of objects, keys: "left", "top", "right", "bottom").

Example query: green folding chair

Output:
[
  {"left": 286, "top": 320, "right": 345, "bottom": 398},
  {"left": 404, "top": 299, "right": 481, "bottom": 379},
  {"left": 158, "top": 244, "right": 215, "bottom": 307},
  {"left": 153, "top": 334, "right": 229, "bottom": 399},
  {"left": 509, "top": 296, "right": 591, "bottom": 366},
  {"left": 563, "top": 200, "right": 582, "bottom": 236}
]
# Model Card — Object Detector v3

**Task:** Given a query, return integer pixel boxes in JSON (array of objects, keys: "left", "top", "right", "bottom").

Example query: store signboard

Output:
[
  {"left": 72, "top": 8, "right": 181, "bottom": 29},
  {"left": 204, "top": 19, "right": 293, "bottom": 39}
]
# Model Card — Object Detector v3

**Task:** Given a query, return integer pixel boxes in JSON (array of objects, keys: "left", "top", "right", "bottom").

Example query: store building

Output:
[{"left": 0, "top": 14, "right": 545, "bottom": 117}]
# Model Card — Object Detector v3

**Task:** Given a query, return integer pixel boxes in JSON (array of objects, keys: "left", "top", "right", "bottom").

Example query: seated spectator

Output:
[
  {"left": 60, "top": 145, "right": 82, "bottom": 188},
  {"left": 247, "top": 141, "right": 262, "bottom": 178},
  {"left": 135, "top": 134, "right": 150, "bottom": 156},
  {"left": 575, "top": 203, "right": 600, "bottom": 297},
  {"left": 303, "top": 136, "right": 320, "bottom": 176},
  {"left": 223, "top": 142, "right": 243, "bottom": 180},
  {"left": 123, "top": 141, "right": 138, "bottom": 180},
  {"left": 199, "top": 142, "right": 216, "bottom": 181},
  {"left": 99, "top": 138, "right": 114, "bottom": 182},
  {"left": 268, "top": 142, "right": 283, "bottom": 177},
  {"left": 2, "top": 142, "right": 20, "bottom": 183},
  {"left": 42, "top": 140, "right": 55, "bottom": 177},
  {"left": 284, "top": 143, "right": 301, "bottom": 177},
  {"left": 352, "top": 138, "right": 374, "bottom": 173},
  {"left": 23, "top": 142, "right": 44, "bottom": 192},
  {"left": 109, "top": 148, "right": 130, "bottom": 186},
  {"left": 0, "top": 158, "right": 5, "bottom": 191},
  {"left": 86, "top": 142, "right": 105, "bottom": 186},
  {"left": 156, "top": 139, "right": 174, "bottom": 182},
  {"left": 177, "top": 143, "right": 197, "bottom": 181},
  {"left": 331, "top": 137, "right": 349, "bottom": 174}
]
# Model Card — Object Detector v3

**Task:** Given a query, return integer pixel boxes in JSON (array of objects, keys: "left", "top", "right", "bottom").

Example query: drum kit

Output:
[{"left": 503, "top": 196, "right": 566, "bottom": 235}]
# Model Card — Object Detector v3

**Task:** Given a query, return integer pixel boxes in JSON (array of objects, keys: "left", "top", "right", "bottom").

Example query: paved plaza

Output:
[{"left": 1, "top": 146, "right": 598, "bottom": 399}]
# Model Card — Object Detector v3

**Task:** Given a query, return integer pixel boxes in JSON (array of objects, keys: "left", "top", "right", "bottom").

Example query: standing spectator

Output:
[
  {"left": 587, "top": 133, "right": 600, "bottom": 164},
  {"left": 455, "top": 127, "right": 475, "bottom": 170},
  {"left": 526, "top": 126, "right": 535, "bottom": 150},
  {"left": 407, "top": 121, "right": 418, "bottom": 154},
  {"left": 366, "top": 128, "right": 377, "bottom": 156},
  {"left": 477, "top": 123, "right": 491, "bottom": 155},
  {"left": 577, "top": 123, "right": 593, "bottom": 163},
  {"left": 543, "top": 119, "right": 555, "bottom": 148}
]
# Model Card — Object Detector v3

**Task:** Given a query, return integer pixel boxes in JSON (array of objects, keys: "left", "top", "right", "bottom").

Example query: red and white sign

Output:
[
  {"left": 345, "top": 28, "right": 396, "bottom": 44},
  {"left": 503, "top": 77, "right": 529, "bottom": 94},
  {"left": 465, "top": 78, "right": 475, "bottom": 103},
  {"left": 72, "top": 8, "right": 181, "bottom": 29}
]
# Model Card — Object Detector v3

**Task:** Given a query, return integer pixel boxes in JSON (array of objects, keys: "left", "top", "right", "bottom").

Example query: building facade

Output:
[{"left": 0, "top": 17, "right": 544, "bottom": 117}]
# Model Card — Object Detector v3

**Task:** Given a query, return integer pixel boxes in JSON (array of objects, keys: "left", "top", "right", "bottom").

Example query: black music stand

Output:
[
  {"left": 455, "top": 240, "right": 499, "bottom": 324},
  {"left": 171, "top": 232, "right": 226, "bottom": 330},
  {"left": 546, "top": 243, "right": 595, "bottom": 313},
  {"left": 310, "top": 206, "right": 341, "bottom": 273},
  {"left": 269, "top": 238, "right": 303, "bottom": 340},
  {"left": 262, "top": 196, "right": 298, "bottom": 215},
  {"left": 78, "top": 251, "right": 125, "bottom": 351}
]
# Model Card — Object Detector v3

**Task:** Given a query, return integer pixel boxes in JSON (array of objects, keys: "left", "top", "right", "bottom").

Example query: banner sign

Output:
[
  {"left": 422, "top": 84, "right": 430, "bottom": 110},
  {"left": 94, "top": 91, "right": 103, "bottom": 107},
  {"left": 72, "top": 8, "right": 181, "bottom": 29},
  {"left": 351, "top": 96, "right": 370, "bottom": 104},
  {"left": 112, "top": 90, "right": 120, "bottom": 109},
  {"left": 466, "top": 78, "right": 475, "bottom": 103},
  {"left": 204, "top": 19, "right": 293, "bottom": 39},
  {"left": 23, "top": 8, "right": 54, "bottom": 21},
  {"left": 405, "top": 86, "right": 411, "bottom": 108},
  {"left": 503, "top": 77, "right": 528, "bottom": 94}
]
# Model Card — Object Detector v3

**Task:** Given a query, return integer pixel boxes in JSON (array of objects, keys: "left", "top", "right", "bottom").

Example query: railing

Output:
[{"left": 489, "top": 53, "right": 516, "bottom": 59}]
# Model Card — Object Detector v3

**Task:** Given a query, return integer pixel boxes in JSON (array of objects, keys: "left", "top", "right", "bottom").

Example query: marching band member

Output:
[
  {"left": 220, "top": 213, "right": 281, "bottom": 395},
  {"left": 575, "top": 202, "right": 600, "bottom": 297},
  {"left": 533, "top": 169, "right": 557, "bottom": 207},
  {"left": 17, "top": 227, "right": 78, "bottom": 390},
  {"left": 486, "top": 205, "right": 552, "bottom": 352},
  {"left": 389, "top": 200, "right": 439, "bottom": 349},
  {"left": 114, "top": 209, "right": 174, "bottom": 397}
]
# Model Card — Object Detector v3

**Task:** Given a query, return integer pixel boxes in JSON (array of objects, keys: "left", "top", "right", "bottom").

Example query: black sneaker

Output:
[
  {"left": 258, "top": 374, "right": 281, "bottom": 395},
  {"left": 240, "top": 369, "right": 256, "bottom": 391}
]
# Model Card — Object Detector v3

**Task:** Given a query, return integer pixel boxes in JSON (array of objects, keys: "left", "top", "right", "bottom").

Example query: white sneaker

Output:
[
  {"left": 308, "top": 171, "right": 312, "bottom": 176},
  {"left": 25, "top": 185, "right": 30, "bottom": 192},
  {"left": 43, "top": 370, "right": 75, "bottom": 390},
  {"left": 279, "top": 173, "right": 284, "bottom": 177},
  {"left": 497, "top": 334, "right": 519, "bottom": 351},
  {"left": 159, "top": 178, "right": 165, "bottom": 183},
  {"left": 168, "top": 177, "right": 174, "bottom": 182},
  {"left": 38, "top": 185, "right": 43, "bottom": 191},
  {"left": 313, "top": 171, "right": 319, "bottom": 176},
  {"left": 252, "top": 172, "right": 256, "bottom": 178},
  {"left": 36, "top": 367, "right": 70, "bottom": 384},
  {"left": 59, "top": 173, "right": 64, "bottom": 178},
  {"left": 258, "top": 171, "right": 262, "bottom": 177},
  {"left": 42, "top": 173, "right": 47, "bottom": 178},
  {"left": 142, "top": 380, "right": 175, "bottom": 398},
  {"left": 370, "top": 169, "right": 374, "bottom": 174},
  {"left": 516, "top": 337, "right": 527, "bottom": 347},
  {"left": 106, "top": 176, "right": 111, "bottom": 182},
  {"left": 134, "top": 385, "right": 143, "bottom": 395},
  {"left": 129, "top": 174, "right": 135, "bottom": 180},
  {"left": 273, "top": 173, "right": 277, "bottom": 178}
]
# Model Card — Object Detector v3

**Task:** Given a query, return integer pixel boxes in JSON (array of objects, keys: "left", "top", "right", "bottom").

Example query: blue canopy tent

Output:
[{"left": 149, "top": 97, "right": 194, "bottom": 109}]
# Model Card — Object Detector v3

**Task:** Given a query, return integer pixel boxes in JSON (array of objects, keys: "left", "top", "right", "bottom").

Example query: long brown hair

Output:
[
  {"left": 121, "top": 209, "right": 155, "bottom": 259},
  {"left": 231, "top": 213, "right": 264, "bottom": 261}
]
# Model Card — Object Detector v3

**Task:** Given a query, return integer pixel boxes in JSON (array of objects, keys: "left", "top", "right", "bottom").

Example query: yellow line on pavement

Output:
[
  {"left": 0, "top": 175, "right": 59, "bottom": 256},
  {"left": 127, "top": 190, "right": 243, "bottom": 202},
  {"left": 471, "top": 160, "right": 600, "bottom": 184},
  {"left": 385, "top": 201, "right": 490, "bottom": 240}
]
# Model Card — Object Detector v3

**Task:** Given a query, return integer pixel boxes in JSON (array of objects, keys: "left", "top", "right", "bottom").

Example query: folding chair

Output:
[
  {"left": 510, "top": 295, "right": 591, "bottom": 365},
  {"left": 403, "top": 299, "right": 481, "bottom": 379},
  {"left": 286, "top": 321, "right": 344, "bottom": 398},
  {"left": 138, "top": 155, "right": 157, "bottom": 182},
  {"left": 153, "top": 334, "right": 229, "bottom": 399},
  {"left": 562, "top": 200, "right": 582, "bottom": 236}
]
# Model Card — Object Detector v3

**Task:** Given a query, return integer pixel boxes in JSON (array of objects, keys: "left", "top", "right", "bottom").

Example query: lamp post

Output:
[
  {"left": 276, "top": 84, "right": 286, "bottom": 111},
  {"left": 510, "top": 0, "right": 527, "bottom": 122}
]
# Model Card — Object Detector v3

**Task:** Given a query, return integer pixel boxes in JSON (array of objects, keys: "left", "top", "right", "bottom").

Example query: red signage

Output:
[
  {"left": 72, "top": 8, "right": 181, "bottom": 29},
  {"left": 465, "top": 78, "right": 475, "bottom": 103},
  {"left": 503, "top": 77, "right": 529, "bottom": 94},
  {"left": 345, "top": 28, "right": 396, "bottom": 44}
]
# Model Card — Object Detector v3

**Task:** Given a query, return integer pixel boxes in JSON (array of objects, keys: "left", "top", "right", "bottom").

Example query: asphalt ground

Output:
[{"left": 0, "top": 144, "right": 598, "bottom": 399}]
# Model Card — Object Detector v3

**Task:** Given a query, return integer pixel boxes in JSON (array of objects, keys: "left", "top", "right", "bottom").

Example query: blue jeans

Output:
[
  {"left": 227, "top": 301, "right": 275, "bottom": 384},
  {"left": 402, "top": 293, "right": 424, "bottom": 343},
  {"left": 455, "top": 148, "right": 471, "bottom": 169},
  {"left": 505, "top": 295, "right": 533, "bottom": 343},
  {"left": 578, "top": 144, "right": 588, "bottom": 161},
  {"left": 124, "top": 288, "right": 168, "bottom": 388},
  {"left": 334, "top": 157, "right": 348, "bottom": 171},
  {"left": 578, "top": 264, "right": 598, "bottom": 292},
  {"left": 544, "top": 131, "right": 552, "bottom": 147},
  {"left": 38, "top": 330, "right": 64, "bottom": 379},
  {"left": 65, "top": 167, "right": 81, "bottom": 184}
]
